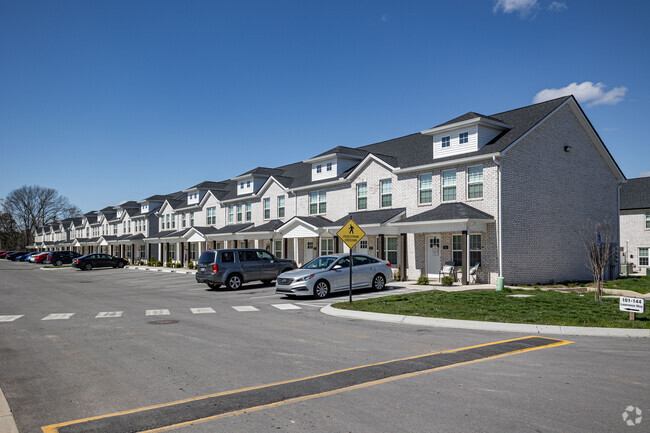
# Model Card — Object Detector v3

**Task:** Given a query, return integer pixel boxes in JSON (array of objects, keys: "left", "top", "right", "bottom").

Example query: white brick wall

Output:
[{"left": 620, "top": 210, "right": 650, "bottom": 271}]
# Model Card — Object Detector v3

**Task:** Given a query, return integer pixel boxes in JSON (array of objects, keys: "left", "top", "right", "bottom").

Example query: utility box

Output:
[{"left": 621, "top": 264, "right": 629, "bottom": 277}]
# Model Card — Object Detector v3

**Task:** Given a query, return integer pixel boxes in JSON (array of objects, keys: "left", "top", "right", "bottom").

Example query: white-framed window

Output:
[
  {"left": 385, "top": 237, "right": 398, "bottom": 265},
  {"left": 227, "top": 205, "right": 234, "bottom": 224},
  {"left": 309, "top": 190, "right": 326, "bottom": 214},
  {"left": 459, "top": 132, "right": 468, "bottom": 144},
  {"left": 359, "top": 239, "right": 368, "bottom": 249},
  {"left": 123, "top": 222, "right": 126, "bottom": 233},
  {"left": 246, "top": 202, "right": 252, "bottom": 221},
  {"left": 128, "top": 220, "right": 132, "bottom": 233},
  {"left": 246, "top": 180, "right": 251, "bottom": 188},
  {"left": 321, "top": 238, "right": 334, "bottom": 255},
  {"left": 316, "top": 165, "right": 322, "bottom": 173},
  {"left": 380, "top": 179, "right": 392, "bottom": 208},
  {"left": 326, "top": 162, "right": 332, "bottom": 171},
  {"left": 171, "top": 214, "right": 175, "bottom": 229},
  {"left": 139, "top": 245, "right": 146, "bottom": 260},
  {"left": 240, "top": 182, "right": 244, "bottom": 189},
  {"left": 470, "top": 234, "right": 481, "bottom": 266},
  {"left": 357, "top": 183, "right": 367, "bottom": 210},
  {"left": 419, "top": 173, "right": 432, "bottom": 204},
  {"left": 169, "top": 244, "right": 175, "bottom": 260},
  {"left": 190, "top": 212, "right": 194, "bottom": 227},
  {"left": 277, "top": 196, "right": 285, "bottom": 218},
  {"left": 442, "top": 136, "right": 450, "bottom": 148},
  {"left": 275, "top": 240, "right": 283, "bottom": 258},
  {"left": 143, "top": 220, "right": 146, "bottom": 232},
  {"left": 646, "top": 211, "right": 650, "bottom": 229},
  {"left": 452, "top": 234, "right": 462, "bottom": 265},
  {"left": 467, "top": 165, "right": 483, "bottom": 199},
  {"left": 182, "top": 213, "right": 187, "bottom": 228},
  {"left": 207, "top": 207, "right": 216, "bottom": 225},
  {"left": 236, "top": 203, "right": 243, "bottom": 222},
  {"left": 263, "top": 198, "right": 270, "bottom": 219},
  {"left": 640, "top": 248, "right": 649, "bottom": 266},
  {"left": 113, "top": 224, "right": 117, "bottom": 235},
  {"left": 442, "top": 169, "right": 457, "bottom": 201},
  {"left": 166, "top": 214, "right": 170, "bottom": 229},
  {"left": 189, "top": 244, "right": 197, "bottom": 261}
]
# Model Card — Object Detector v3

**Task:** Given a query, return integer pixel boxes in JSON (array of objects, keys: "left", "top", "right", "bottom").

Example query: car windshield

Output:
[
  {"left": 301, "top": 256, "right": 338, "bottom": 269},
  {"left": 198, "top": 251, "right": 216, "bottom": 265}
]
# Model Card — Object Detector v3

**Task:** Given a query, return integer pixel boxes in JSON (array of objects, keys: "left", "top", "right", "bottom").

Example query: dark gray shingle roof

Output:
[
  {"left": 328, "top": 208, "right": 406, "bottom": 227},
  {"left": 240, "top": 220, "right": 285, "bottom": 233},
  {"left": 621, "top": 177, "right": 650, "bottom": 210},
  {"left": 398, "top": 203, "right": 494, "bottom": 223}
]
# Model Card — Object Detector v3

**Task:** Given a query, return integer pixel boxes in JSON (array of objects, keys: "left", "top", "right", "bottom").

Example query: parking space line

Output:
[
  {"left": 271, "top": 304, "right": 301, "bottom": 310},
  {"left": 145, "top": 309, "right": 170, "bottom": 316},
  {"left": 41, "top": 336, "right": 572, "bottom": 433},
  {"left": 42, "top": 313, "right": 75, "bottom": 321},
  {"left": 95, "top": 312, "right": 123, "bottom": 318},
  {"left": 231, "top": 306, "right": 259, "bottom": 312},
  {"left": 0, "top": 315, "right": 23, "bottom": 322},
  {"left": 190, "top": 308, "right": 216, "bottom": 314}
]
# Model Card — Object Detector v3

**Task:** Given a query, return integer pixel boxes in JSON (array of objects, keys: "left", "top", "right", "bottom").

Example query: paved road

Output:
[{"left": 0, "top": 260, "right": 648, "bottom": 432}]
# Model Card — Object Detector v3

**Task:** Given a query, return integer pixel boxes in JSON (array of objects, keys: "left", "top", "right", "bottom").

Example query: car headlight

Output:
[{"left": 294, "top": 274, "right": 315, "bottom": 283}]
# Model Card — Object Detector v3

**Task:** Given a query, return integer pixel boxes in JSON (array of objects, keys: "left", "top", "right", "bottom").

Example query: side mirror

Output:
[{"left": 333, "top": 264, "right": 342, "bottom": 270}]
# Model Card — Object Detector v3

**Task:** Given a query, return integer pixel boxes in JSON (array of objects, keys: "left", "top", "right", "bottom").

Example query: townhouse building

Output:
[
  {"left": 620, "top": 177, "right": 650, "bottom": 273},
  {"left": 30, "top": 96, "right": 624, "bottom": 284}
]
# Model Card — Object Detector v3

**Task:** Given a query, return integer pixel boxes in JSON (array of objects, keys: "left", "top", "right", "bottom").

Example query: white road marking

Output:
[
  {"left": 232, "top": 306, "right": 259, "bottom": 312},
  {"left": 42, "top": 313, "right": 75, "bottom": 320},
  {"left": 146, "top": 309, "right": 170, "bottom": 316},
  {"left": 190, "top": 307, "right": 216, "bottom": 314},
  {"left": 0, "top": 315, "right": 23, "bottom": 322},
  {"left": 95, "top": 311, "right": 123, "bottom": 318},
  {"left": 272, "top": 304, "right": 301, "bottom": 310}
]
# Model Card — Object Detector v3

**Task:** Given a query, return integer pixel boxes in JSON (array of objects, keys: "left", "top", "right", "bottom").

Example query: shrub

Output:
[
  {"left": 137, "top": 260, "right": 144, "bottom": 266},
  {"left": 175, "top": 263, "right": 182, "bottom": 268},
  {"left": 155, "top": 261, "right": 163, "bottom": 267},
  {"left": 441, "top": 276, "right": 454, "bottom": 286},
  {"left": 417, "top": 275, "right": 429, "bottom": 285},
  {"left": 166, "top": 261, "right": 173, "bottom": 268},
  {"left": 188, "top": 261, "right": 194, "bottom": 269}
]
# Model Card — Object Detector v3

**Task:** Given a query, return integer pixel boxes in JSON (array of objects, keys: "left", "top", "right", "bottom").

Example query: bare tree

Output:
[
  {"left": 2, "top": 186, "right": 82, "bottom": 248},
  {"left": 0, "top": 212, "right": 22, "bottom": 250},
  {"left": 577, "top": 220, "right": 616, "bottom": 302}
]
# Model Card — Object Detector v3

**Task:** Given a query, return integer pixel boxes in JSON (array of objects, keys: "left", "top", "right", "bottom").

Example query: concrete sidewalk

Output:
[{"left": 0, "top": 387, "right": 19, "bottom": 433}]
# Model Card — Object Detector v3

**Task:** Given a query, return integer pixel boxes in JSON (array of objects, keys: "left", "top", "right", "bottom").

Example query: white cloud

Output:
[
  {"left": 493, "top": 0, "right": 538, "bottom": 17},
  {"left": 548, "top": 1, "right": 567, "bottom": 11},
  {"left": 381, "top": 14, "right": 389, "bottom": 22},
  {"left": 639, "top": 171, "right": 650, "bottom": 178},
  {"left": 533, "top": 82, "right": 627, "bottom": 106}
]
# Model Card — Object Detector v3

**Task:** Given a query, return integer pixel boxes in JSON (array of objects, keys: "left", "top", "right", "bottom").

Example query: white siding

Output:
[
  {"left": 433, "top": 125, "right": 478, "bottom": 159},
  {"left": 477, "top": 125, "right": 503, "bottom": 149}
]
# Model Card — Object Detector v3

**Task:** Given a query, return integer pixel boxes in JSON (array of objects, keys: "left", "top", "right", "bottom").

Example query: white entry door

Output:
[
  {"left": 427, "top": 236, "right": 441, "bottom": 277},
  {"left": 355, "top": 238, "right": 368, "bottom": 255},
  {"left": 304, "top": 240, "right": 315, "bottom": 263}
]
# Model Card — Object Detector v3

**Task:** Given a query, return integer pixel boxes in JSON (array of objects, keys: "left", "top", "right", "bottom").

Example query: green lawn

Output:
[
  {"left": 334, "top": 289, "right": 650, "bottom": 329},
  {"left": 604, "top": 276, "right": 650, "bottom": 294}
]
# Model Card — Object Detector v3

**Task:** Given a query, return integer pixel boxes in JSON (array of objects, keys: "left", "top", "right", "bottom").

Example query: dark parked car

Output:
[
  {"left": 45, "top": 251, "right": 81, "bottom": 266},
  {"left": 6, "top": 252, "right": 28, "bottom": 261},
  {"left": 18, "top": 252, "right": 37, "bottom": 262},
  {"left": 72, "top": 254, "right": 128, "bottom": 270},
  {"left": 195, "top": 249, "right": 297, "bottom": 290}
]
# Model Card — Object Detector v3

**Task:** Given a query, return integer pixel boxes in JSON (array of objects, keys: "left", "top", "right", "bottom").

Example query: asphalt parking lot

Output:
[{"left": 1, "top": 260, "right": 649, "bottom": 432}]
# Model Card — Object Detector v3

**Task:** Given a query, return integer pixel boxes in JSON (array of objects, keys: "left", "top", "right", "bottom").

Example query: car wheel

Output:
[
  {"left": 207, "top": 282, "right": 221, "bottom": 290},
  {"left": 313, "top": 280, "right": 330, "bottom": 299},
  {"left": 55, "top": 260, "right": 63, "bottom": 267},
  {"left": 372, "top": 274, "right": 386, "bottom": 291},
  {"left": 226, "top": 274, "right": 242, "bottom": 290},
  {"left": 84, "top": 263, "right": 92, "bottom": 271},
  {"left": 117, "top": 262, "right": 125, "bottom": 268},
  {"left": 261, "top": 279, "right": 273, "bottom": 286}
]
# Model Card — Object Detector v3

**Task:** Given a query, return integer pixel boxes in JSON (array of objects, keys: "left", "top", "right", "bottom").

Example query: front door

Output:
[
  {"left": 427, "top": 236, "right": 441, "bottom": 278},
  {"left": 304, "top": 240, "right": 315, "bottom": 264},
  {"left": 355, "top": 238, "right": 368, "bottom": 255}
]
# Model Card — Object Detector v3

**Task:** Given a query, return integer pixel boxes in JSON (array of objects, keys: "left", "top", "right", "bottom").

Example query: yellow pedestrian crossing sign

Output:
[{"left": 337, "top": 218, "right": 366, "bottom": 250}]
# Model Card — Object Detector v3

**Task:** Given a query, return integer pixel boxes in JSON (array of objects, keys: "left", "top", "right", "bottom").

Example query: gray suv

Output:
[{"left": 195, "top": 249, "right": 297, "bottom": 290}]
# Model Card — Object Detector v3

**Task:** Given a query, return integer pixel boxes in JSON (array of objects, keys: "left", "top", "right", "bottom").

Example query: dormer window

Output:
[
  {"left": 326, "top": 162, "right": 332, "bottom": 171},
  {"left": 459, "top": 132, "right": 468, "bottom": 144},
  {"left": 442, "top": 136, "right": 451, "bottom": 148},
  {"left": 316, "top": 165, "right": 322, "bottom": 173}
]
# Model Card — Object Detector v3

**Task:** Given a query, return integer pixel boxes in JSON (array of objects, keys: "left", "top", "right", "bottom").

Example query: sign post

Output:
[
  {"left": 619, "top": 296, "right": 645, "bottom": 321},
  {"left": 336, "top": 218, "right": 366, "bottom": 303}
]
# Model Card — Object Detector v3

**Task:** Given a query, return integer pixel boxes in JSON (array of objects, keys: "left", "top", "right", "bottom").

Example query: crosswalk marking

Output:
[
  {"left": 42, "top": 313, "right": 75, "bottom": 320},
  {"left": 146, "top": 309, "right": 170, "bottom": 316},
  {"left": 0, "top": 315, "right": 23, "bottom": 322},
  {"left": 190, "top": 307, "right": 216, "bottom": 314},
  {"left": 96, "top": 311, "right": 123, "bottom": 318},
  {"left": 271, "top": 304, "right": 301, "bottom": 310},
  {"left": 231, "top": 306, "right": 259, "bottom": 312}
]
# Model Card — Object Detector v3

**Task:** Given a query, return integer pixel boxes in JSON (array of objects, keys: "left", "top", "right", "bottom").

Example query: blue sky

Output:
[{"left": 1, "top": 0, "right": 648, "bottom": 213}]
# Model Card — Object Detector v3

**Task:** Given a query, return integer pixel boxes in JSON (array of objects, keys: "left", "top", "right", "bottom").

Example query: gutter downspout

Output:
[
  {"left": 493, "top": 155, "right": 503, "bottom": 278},
  {"left": 617, "top": 182, "right": 622, "bottom": 277}
]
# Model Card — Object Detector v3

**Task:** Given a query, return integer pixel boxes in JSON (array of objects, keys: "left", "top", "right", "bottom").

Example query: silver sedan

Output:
[{"left": 275, "top": 253, "right": 393, "bottom": 299}]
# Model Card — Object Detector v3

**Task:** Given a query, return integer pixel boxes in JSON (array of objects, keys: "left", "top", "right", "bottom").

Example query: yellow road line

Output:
[{"left": 42, "top": 335, "right": 572, "bottom": 433}]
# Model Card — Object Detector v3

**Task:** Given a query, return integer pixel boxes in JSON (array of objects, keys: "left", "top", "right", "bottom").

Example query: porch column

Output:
[
  {"left": 176, "top": 242, "right": 181, "bottom": 264},
  {"left": 283, "top": 238, "right": 288, "bottom": 259},
  {"left": 158, "top": 243, "right": 162, "bottom": 261},
  {"left": 461, "top": 230, "right": 468, "bottom": 285},
  {"left": 293, "top": 238, "right": 299, "bottom": 264},
  {"left": 379, "top": 234, "right": 385, "bottom": 260},
  {"left": 400, "top": 233, "right": 407, "bottom": 281},
  {"left": 334, "top": 236, "right": 340, "bottom": 253}
]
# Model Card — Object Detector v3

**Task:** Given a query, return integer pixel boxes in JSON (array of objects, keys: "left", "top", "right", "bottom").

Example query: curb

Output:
[
  {"left": 320, "top": 305, "right": 650, "bottom": 338},
  {"left": 39, "top": 266, "right": 71, "bottom": 271},
  {"left": 126, "top": 266, "right": 196, "bottom": 275},
  {"left": 0, "top": 386, "right": 19, "bottom": 433}
]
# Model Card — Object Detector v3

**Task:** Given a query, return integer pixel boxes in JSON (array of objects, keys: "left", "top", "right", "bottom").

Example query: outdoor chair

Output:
[
  {"left": 439, "top": 261, "right": 455, "bottom": 282},
  {"left": 469, "top": 262, "right": 480, "bottom": 284}
]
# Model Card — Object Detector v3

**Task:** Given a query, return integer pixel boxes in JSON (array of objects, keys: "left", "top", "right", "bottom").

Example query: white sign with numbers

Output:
[{"left": 619, "top": 297, "right": 645, "bottom": 313}]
